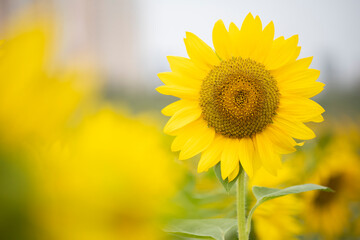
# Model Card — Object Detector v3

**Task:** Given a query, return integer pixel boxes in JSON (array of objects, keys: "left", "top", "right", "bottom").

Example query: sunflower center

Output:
[
  {"left": 200, "top": 57, "right": 279, "bottom": 139},
  {"left": 314, "top": 174, "right": 343, "bottom": 207}
]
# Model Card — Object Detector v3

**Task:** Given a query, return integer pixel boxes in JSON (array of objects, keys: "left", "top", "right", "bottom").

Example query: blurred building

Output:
[{"left": 0, "top": 0, "right": 141, "bottom": 90}]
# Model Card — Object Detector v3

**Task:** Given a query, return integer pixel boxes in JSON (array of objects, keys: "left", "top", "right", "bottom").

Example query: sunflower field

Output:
[{"left": 0, "top": 1, "right": 359, "bottom": 240}]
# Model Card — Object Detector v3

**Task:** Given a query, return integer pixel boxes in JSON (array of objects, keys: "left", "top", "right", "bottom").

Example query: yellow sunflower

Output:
[
  {"left": 303, "top": 133, "right": 360, "bottom": 239},
  {"left": 32, "top": 108, "right": 181, "bottom": 240},
  {"left": 252, "top": 195, "right": 302, "bottom": 240},
  {"left": 157, "top": 13, "right": 324, "bottom": 180},
  {"left": 0, "top": 11, "right": 94, "bottom": 147},
  {"left": 250, "top": 161, "right": 304, "bottom": 240}
]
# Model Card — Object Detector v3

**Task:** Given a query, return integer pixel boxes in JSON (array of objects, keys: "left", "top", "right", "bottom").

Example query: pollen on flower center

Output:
[{"left": 200, "top": 57, "right": 279, "bottom": 139}]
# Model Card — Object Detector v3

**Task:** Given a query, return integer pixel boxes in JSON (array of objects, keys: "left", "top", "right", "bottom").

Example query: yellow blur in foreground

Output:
[
  {"left": 250, "top": 162, "right": 303, "bottom": 240},
  {"left": 0, "top": 10, "right": 180, "bottom": 240},
  {"left": 302, "top": 124, "right": 360, "bottom": 239},
  {"left": 0, "top": 14, "right": 92, "bottom": 147},
  {"left": 33, "top": 108, "right": 179, "bottom": 240}
]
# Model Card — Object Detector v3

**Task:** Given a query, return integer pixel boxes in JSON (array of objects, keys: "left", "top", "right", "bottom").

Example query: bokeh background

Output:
[{"left": 0, "top": 0, "right": 359, "bottom": 239}]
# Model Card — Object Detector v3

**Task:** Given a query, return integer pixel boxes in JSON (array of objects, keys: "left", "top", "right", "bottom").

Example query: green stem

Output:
[
  {"left": 237, "top": 170, "right": 248, "bottom": 240},
  {"left": 245, "top": 204, "right": 254, "bottom": 237}
]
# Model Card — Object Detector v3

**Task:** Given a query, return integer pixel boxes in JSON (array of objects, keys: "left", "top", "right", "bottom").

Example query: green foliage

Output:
[
  {"left": 245, "top": 184, "right": 334, "bottom": 236},
  {"left": 214, "top": 163, "right": 240, "bottom": 192},
  {"left": 252, "top": 184, "right": 333, "bottom": 202},
  {"left": 164, "top": 218, "right": 238, "bottom": 240}
]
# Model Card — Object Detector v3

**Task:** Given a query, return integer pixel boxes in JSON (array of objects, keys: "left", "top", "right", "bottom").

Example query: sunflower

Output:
[
  {"left": 33, "top": 108, "right": 181, "bottom": 240},
  {"left": 0, "top": 12, "right": 93, "bottom": 147},
  {"left": 252, "top": 195, "right": 302, "bottom": 240},
  {"left": 157, "top": 13, "right": 324, "bottom": 179},
  {"left": 250, "top": 162, "right": 304, "bottom": 240},
  {"left": 303, "top": 133, "right": 360, "bottom": 239}
]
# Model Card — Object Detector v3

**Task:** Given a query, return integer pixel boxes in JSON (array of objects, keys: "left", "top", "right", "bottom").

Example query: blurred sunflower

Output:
[
  {"left": 252, "top": 195, "right": 302, "bottom": 240},
  {"left": 0, "top": 13, "right": 93, "bottom": 147},
  {"left": 32, "top": 108, "right": 181, "bottom": 240},
  {"left": 303, "top": 133, "right": 360, "bottom": 239},
  {"left": 250, "top": 163, "right": 303, "bottom": 240},
  {"left": 157, "top": 13, "right": 324, "bottom": 180}
]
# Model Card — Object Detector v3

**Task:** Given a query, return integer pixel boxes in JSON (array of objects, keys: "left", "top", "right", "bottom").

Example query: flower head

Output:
[
  {"left": 303, "top": 129, "right": 360, "bottom": 239},
  {"left": 252, "top": 195, "right": 302, "bottom": 240},
  {"left": 33, "top": 108, "right": 181, "bottom": 240},
  {"left": 250, "top": 162, "right": 304, "bottom": 240},
  {"left": 157, "top": 13, "right": 324, "bottom": 179},
  {"left": 0, "top": 13, "right": 93, "bottom": 147}
]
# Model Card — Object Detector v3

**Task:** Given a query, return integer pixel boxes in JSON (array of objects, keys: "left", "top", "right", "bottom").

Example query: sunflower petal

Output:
[
  {"left": 276, "top": 68, "right": 323, "bottom": 98},
  {"left": 308, "top": 114, "right": 324, "bottom": 123},
  {"left": 274, "top": 115, "right": 316, "bottom": 140},
  {"left": 228, "top": 163, "right": 240, "bottom": 181},
  {"left": 251, "top": 20, "right": 275, "bottom": 63},
  {"left": 264, "top": 125, "right": 297, "bottom": 154},
  {"left": 278, "top": 96, "right": 325, "bottom": 123},
  {"left": 184, "top": 32, "right": 220, "bottom": 70},
  {"left": 156, "top": 85, "right": 199, "bottom": 100},
  {"left": 277, "top": 69, "right": 320, "bottom": 85},
  {"left": 228, "top": 22, "right": 241, "bottom": 56},
  {"left": 254, "top": 133, "right": 281, "bottom": 176},
  {"left": 264, "top": 35, "right": 300, "bottom": 70},
  {"left": 158, "top": 72, "right": 201, "bottom": 89},
  {"left": 178, "top": 119, "right": 215, "bottom": 160},
  {"left": 164, "top": 105, "right": 202, "bottom": 134},
  {"left": 238, "top": 138, "right": 255, "bottom": 177},
  {"left": 280, "top": 81, "right": 325, "bottom": 98},
  {"left": 271, "top": 56, "right": 314, "bottom": 78},
  {"left": 167, "top": 56, "right": 208, "bottom": 80},
  {"left": 213, "top": 19, "right": 232, "bottom": 60},
  {"left": 220, "top": 138, "right": 240, "bottom": 180},
  {"left": 171, "top": 135, "right": 187, "bottom": 152},
  {"left": 236, "top": 13, "right": 263, "bottom": 59},
  {"left": 197, "top": 135, "right": 224, "bottom": 172},
  {"left": 161, "top": 100, "right": 197, "bottom": 116}
]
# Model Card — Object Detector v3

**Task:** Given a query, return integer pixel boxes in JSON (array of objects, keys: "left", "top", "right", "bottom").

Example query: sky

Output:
[
  {"left": 2, "top": 0, "right": 359, "bottom": 90},
  {"left": 136, "top": 0, "right": 360, "bottom": 89}
]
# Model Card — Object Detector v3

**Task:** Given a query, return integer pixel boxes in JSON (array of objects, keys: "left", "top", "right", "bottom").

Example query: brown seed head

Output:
[{"left": 200, "top": 57, "right": 279, "bottom": 139}]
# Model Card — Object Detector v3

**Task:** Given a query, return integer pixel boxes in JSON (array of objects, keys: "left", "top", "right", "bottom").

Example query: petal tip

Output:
[
  {"left": 197, "top": 164, "right": 207, "bottom": 173},
  {"left": 185, "top": 31, "right": 195, "bottom": 39},
  {"left": 155, "top": 86, "right": 163, "bottom": 93},
  {"left": 215, "top": 19, "right": 225, "bottom": 25},
  {"left": 178, "top": 152, "right": 187, "bottom": 160},
  {"left": 246, "top": 12, "right": 254, "bottom": 19}
]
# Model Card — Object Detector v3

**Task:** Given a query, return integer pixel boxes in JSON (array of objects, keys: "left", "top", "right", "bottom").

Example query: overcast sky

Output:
[
  {"left": 4, "top": 0, "right": 359, "bottom": 90},
  {"left": 136, "top": 0, "right": 360, "bottom": 89}
]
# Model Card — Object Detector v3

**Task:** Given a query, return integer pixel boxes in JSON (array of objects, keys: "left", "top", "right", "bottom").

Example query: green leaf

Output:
[
  {"left": 164, "top": 218, "right": 237, "bottom": 240},
  {"left": 214, "top": 163, "right": 240, "bottom": 192},
  {"left": 252, "top": 186, "right": 279, "bottom": 200},
  {"left": 252, "top": 184, "right": 334, "bottom": 202},
  {"left": 245, "top": 184, "right": 334, "bottom": 236}
]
